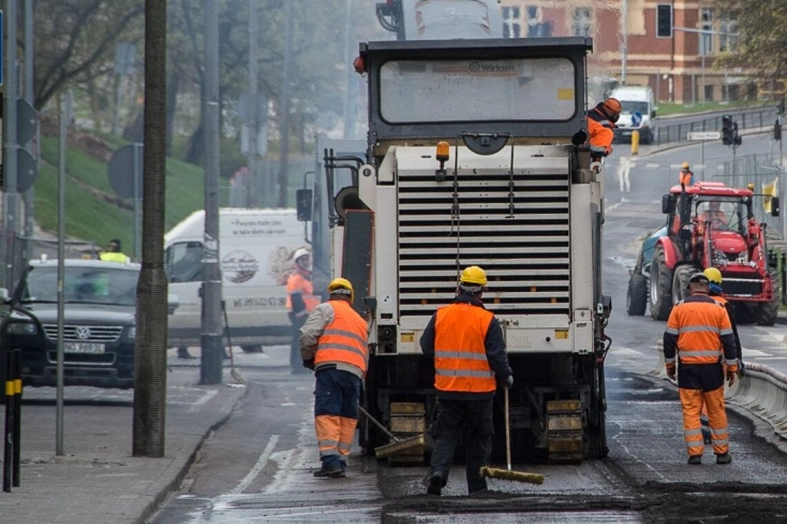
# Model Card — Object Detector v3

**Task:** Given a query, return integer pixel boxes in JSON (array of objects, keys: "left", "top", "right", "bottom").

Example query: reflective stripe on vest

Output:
[
  {"left": 314, "top": 299, "right": 368, "bottom": 374},
  {"left": 433, "top": 303, "right": 495, "bottom": 394}
]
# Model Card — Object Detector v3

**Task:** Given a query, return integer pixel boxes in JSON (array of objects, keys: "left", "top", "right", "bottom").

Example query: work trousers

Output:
[
  {"left": 314, "top": 367, "right": 361, "bottom": 470},
  {"left": 678, "top": 362, "right": 729, "bottom": 457},
  {"left": 429, "top": 397, "right": 494, "bottom": 495}
]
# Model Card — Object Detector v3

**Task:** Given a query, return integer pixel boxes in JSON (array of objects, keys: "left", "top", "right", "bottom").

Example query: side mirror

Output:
[
  {"left": 167, "top": 293, "right": 180, "bottom": 314},
  {"left": 661, "top": 194, "right": 673, "bottom": 214},
  {"left": 771, "top": 196, "right": 780, "bottom": 217},
  {"left": 296, "top": 189, "right": 313, "bottom": 222}
]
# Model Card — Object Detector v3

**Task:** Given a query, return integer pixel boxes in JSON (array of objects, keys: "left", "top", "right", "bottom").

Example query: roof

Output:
[{"left": 669, "top": 181, "right": 753, "bottom": 197}]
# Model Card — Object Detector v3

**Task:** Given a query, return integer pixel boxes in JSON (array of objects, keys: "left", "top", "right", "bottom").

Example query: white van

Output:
[
  {"left": 164, "top": 208, "right": 308, "bottom": 352},
  {"left": 609, "top": 85, "right": 657, "bottom": 144}
]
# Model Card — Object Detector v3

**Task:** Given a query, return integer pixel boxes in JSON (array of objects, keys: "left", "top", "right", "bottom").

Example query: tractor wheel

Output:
[
  {"left": 756, "top": 268, "right": 781, "bottom": 326},
  {"left": 626, "top": 274, "right": 648, "bottom": 316},
  {"left": 734, "top": 303, "right": 758, "bottom": 324},
  {"left": 671, "top": 265, "right": 694, "bottom": 306},
  {"left": 650, "top": 245, "right": 674, "bottom": 321}
]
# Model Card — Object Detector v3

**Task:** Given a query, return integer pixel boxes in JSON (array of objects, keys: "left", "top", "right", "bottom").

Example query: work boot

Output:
[
  {"left": 716, "top": 453, "right": 732, "bottom": 465},
  {"left": 313, "top": 466, "right": 345, "bottom": 478},
  {"left": 425, "top": 474, "right": 443, "bottom": 496},
  {"left": 688, "top": 455, "right": 702, "bottom": 465}
]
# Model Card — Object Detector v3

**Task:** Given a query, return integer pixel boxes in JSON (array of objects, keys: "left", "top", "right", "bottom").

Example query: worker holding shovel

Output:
[{"left": 419, "top": 266, "right": 514, "bottom": 496}]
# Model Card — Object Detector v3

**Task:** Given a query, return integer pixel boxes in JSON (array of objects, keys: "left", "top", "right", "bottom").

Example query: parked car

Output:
[{"left": 0, "top": 258, "right": 170, "bottom": 389}]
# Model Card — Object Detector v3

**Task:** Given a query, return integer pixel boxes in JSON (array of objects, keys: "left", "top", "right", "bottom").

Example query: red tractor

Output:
[{"left": 647, "top": 181, "right": 781, "bottom": 325}]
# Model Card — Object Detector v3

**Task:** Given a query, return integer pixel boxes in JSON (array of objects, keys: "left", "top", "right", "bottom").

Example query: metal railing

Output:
[{"left": 656, "top": 106, "right": 779, "bottom": 147}]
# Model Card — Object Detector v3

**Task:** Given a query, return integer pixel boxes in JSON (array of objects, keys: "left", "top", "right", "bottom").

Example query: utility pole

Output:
[
  {"left": 3, "top": 0, "right": 20, "bottom": 288},
  {"left": 133, "top": 0, "right": 169, "bottom": 458},
  {"left": 201, "top": 0, "right": 224, "bottom": 385},
  {"left": 23, "top": 0, "right": 35, "bottom": 238},
  {"left": 620, "top": 0, "right": 627, "bottom": 84},
  {"left": 276, "top": 0, "right": 294, "bottom": 207},
  {"left": 246, "top": 0, "right": 258, "bottom": 208},
  {"left": 342, "top": 0, "right": 355, "bottom": 139}
]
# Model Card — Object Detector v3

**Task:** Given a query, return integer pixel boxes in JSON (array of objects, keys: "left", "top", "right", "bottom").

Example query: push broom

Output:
[
  {"left": 479, "top": 388, "right": 545, "bottom": 485},
  {"left": 358, "top": 406, "right": 424, "bottom": 458}
]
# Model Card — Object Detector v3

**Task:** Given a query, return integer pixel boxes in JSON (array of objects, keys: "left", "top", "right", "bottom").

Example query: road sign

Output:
[
  {"left": 108, "top": 143, "right": 143, "bottom": 199},
  {"left": 632, "top": 111, "right": 643, "bottom": 127},
  {"left": 687, "top": 131, "right": 721, "bottom": 141}
]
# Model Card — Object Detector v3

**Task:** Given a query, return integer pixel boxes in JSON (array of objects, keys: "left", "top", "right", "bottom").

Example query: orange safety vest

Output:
[
  {"left": 679, "top": 169, "right": 694, "bottom": 186},
  {"left": 314, "top": 299, "right": 369, "bottom": 375},
  {"left": 665, "top": 294, "right": 733, "bottom": 365},
  {"left": 286, "top": 271, "right": 320, "bottom": 312},
  {"left": 587, "top": 110, "right": 615, "bottom": 158},
  {"left": 433, "top": 303, "right": 496, "bottom": 394}
]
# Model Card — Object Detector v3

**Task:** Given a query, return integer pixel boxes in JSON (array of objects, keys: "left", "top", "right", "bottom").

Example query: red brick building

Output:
[{"left": 499, "top": 0, "right": 751, "bottom": 104}]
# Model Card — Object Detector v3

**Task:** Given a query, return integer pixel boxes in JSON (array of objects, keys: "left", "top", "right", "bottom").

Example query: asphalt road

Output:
[{"left": 142, "top": 134, "right": 787, "bottom": 523}]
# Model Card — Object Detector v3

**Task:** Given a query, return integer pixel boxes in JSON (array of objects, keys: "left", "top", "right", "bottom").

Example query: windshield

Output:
[
  {"left": 379, "top": 57, "right": 576, "bottom": 123},
  {"left": 619, "top": 100, "right": 649, "bottom": 115},
  {"left": 694, "top": 198, "right": 749, "bottom": 233},
  {"left": 21, "top": 266, "right": 139, "bottom": 306}
]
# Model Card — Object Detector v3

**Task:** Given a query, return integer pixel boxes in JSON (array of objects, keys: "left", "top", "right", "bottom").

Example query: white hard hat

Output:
[{"left": 293, "top": 248, "right": 310, "bottom": 261}]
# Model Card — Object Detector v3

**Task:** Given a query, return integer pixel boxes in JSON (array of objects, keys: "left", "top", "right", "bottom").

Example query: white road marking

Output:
[{"left": 230, "top": 435, "right": 280, "bottom": 495}]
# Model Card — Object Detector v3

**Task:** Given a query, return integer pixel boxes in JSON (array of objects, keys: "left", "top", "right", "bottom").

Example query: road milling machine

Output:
[{"left": 308, "top": 37, "right": 612, "bottom": 464}]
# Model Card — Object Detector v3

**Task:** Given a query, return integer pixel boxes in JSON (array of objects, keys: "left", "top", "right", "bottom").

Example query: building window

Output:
[
  {"left": 719, "top": 16, "right": 737, "bottom": 52},
  {"left": 573, "top": 8, "right": 591, "bottom": 37},
  {"left": 502, "top": 6, "right": 521, "bottom": 38},
  {"left": 525, "top": 6, "right": 552, "bottom": 37},
  {"left": 704, "top": 85, "right": 714, "bottom": 102},
  {"left": 700, "top": 8, "right": 713, "bottom": 55}
]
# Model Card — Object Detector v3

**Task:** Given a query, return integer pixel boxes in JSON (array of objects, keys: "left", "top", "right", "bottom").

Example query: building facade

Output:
[{"left": 500, "top": 0, "right": 752, "bottom": 104}]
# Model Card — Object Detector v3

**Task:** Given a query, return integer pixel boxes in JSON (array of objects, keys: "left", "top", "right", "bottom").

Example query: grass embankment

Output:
[{"left": 34, "top": 133, "right": 208, "bottom": 251}]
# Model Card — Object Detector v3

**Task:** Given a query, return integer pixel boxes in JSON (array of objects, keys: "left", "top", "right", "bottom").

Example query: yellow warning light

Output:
[
  {"left": 436, "top": 141, "right": 450, "bottom": 163},
  {"left": 494, "top": 297, "right": 501, "bottom": 304},
  {"left": 531, "top": 287, "right": 537, "bottom": 292},
  {"left": 551, "top": 298, "right": 557, "bottom": 303},
  {"left": 555, "top": 330, "right": 569, "bottom": 339},
  {"left": 421, "top": 299, "right": 428, "bottom": 305}
]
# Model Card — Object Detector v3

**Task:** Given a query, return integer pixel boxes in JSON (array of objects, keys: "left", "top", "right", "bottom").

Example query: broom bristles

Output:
[
  {"left": 374, "top": 434, "right": 424, "bottom": 458},
  {"left": 479, "top": 466, "right": 544, "bottom": 485}
]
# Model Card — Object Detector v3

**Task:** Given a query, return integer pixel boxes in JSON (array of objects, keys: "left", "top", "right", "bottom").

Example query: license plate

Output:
[{"left": 63, "top": 342, "right": 105, "bottom": 354}]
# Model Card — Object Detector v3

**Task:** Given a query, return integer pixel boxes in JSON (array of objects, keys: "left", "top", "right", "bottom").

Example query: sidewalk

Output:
[{"left": 0, "top": 346, "right": 284, "bottom": 524}]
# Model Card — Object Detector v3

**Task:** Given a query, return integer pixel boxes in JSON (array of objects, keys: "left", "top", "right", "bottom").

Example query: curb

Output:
[{"left": 135, "top": 383, "right": 250, "bottom": 524}]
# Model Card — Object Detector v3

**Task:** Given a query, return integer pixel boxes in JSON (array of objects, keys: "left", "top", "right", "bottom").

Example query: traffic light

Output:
[
  {"left": 775, "top": 119, "right": 783, "bottom": 141},
  {"left": 656, "top": 4, "right": 673, "bottom": 38},
  {"left": 733, "top": 122, "right": 742, "bottom": 146},
  {"left": 721, "top": 115, "right": 733, "bottom": 145}
]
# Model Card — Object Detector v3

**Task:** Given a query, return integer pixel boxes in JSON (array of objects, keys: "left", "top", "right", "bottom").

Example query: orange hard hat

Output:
[{"left": 599, "top": 98, "right": 622, "bottom": 117}]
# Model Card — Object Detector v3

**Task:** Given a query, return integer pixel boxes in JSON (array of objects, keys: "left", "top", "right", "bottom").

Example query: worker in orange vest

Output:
[
  {"left": 420, "top": 266, "right": 513, "bottom": 496},
  {"left": 587, "top": 98, "right": 621, "bottom": 160},
  {"left": 664, "top": 272, "right": 738, "bottom": 465},
  {"left": 287, "top": 248, "right": 321, "bottom": 373},
  {"left": 698, "top": 267, "right": 744, "bottom": 444},
  {"left": 679, "top": 162, "right": 694, "bottom": 187},
  {"left": 300, "top": 278, "right": 368, "bottom": 478}
]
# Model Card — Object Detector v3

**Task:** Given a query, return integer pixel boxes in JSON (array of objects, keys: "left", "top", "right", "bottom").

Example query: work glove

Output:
[
  {"left": 303, "top": 359, "right": 315, "bottom": 370},
  {"left": 737, "top": 359, "right": 745, "bottom": 378},
  {"left": 726, "top": 368, "right": 736, "bottom": 387},
  {"left": 504, "top": 375, "right": 514, "bottom": 390},
  {"left": 666, "top": 366, "right": 676, "bottom": 381}
]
